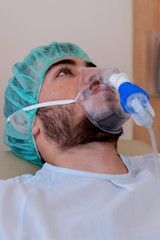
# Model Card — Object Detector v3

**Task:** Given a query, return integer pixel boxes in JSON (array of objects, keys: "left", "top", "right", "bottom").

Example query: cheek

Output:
[
  {"left": 38, "top": 83, "right": 78, "bottom": 103},
  {"left": 38, "top": 72, "right": 80, "bottom": 102},
  {"left": 39, "top": 85, "right": 64, "bottom": 102}
]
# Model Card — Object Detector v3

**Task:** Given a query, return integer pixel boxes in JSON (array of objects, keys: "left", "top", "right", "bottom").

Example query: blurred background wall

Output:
[{"left": 0, "top": 0, "right": 133, "bottom": 150}]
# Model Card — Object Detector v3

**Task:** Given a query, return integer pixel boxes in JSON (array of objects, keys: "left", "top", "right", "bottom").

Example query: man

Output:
[{"left": 2, "top": 41, "right": 160, "bottom": 239}]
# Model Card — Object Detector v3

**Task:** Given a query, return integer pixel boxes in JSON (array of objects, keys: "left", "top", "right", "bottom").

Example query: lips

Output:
[
  {"left": 92, "top": 87, "right": 119, "bottom": 104},
  {"left": 90, "top": 86, "right": 116, "bottom": 98}
]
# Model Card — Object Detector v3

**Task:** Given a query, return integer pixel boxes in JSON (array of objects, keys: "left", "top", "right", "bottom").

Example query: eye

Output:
[{"left": 56, "top": 67, "right": 72, "bottom": 77}]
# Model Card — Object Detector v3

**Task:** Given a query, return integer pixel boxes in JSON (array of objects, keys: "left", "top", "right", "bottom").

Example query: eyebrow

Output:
[
  {"left": 50, "top": 59, "right": 77, "bottom": 68},
  {"left": 86, "top": 62, "right": 97, "bottom": 67}
]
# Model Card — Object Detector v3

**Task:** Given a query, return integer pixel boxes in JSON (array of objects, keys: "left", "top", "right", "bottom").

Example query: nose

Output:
[
  {"left": 88, "top": 79, "right": 101, "bottom": 92},
  {"left": 88, "top": 78, "right": 114, "bottom": 93}
]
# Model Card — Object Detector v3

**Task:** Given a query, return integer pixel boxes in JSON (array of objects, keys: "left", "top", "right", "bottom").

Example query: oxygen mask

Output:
[{"left": 78, "top": 68, "right": 130, "bottom": 134}]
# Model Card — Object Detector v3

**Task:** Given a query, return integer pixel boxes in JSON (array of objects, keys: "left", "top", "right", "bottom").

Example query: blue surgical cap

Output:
[{"left": 3, "top": 41, "right": 92, "bottom": 166}]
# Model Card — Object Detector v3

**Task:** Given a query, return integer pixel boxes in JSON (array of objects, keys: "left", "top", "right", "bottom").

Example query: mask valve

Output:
[{"left": 108, "top": 73, "right": 155, "bottom": 128}]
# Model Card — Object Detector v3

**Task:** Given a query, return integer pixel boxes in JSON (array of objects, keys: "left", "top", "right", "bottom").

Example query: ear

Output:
[
  {"left": 32, "top": 125, "right": 40, "bottom": 136},
  {"left": 32, "top": 116, "right": 40, "bottom": 136}
]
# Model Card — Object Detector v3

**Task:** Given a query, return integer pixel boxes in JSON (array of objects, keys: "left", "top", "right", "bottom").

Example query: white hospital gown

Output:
[{"left": 0, "top": 153, "right": 160, "bottom": 240}]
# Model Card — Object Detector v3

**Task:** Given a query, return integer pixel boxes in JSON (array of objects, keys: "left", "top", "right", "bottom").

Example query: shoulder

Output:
[
  {"left": 124, "top": 153, "right": 160, "bottom": 162},
  {"left": 121, "top": 153, "right": 160, "bottom": 171},
  {"left": 7, "top": 163, "right": 53, "bottom": 188},
  {"left": 7, "top": 173, "right": 34, "bottom": 183}
]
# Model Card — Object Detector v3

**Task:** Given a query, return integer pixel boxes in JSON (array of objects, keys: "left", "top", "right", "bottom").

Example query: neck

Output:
[{"left": 41, "top": 142, "right": 128, "bottom": 175}]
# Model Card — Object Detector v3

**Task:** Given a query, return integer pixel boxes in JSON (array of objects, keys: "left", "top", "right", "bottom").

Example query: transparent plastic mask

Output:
[{"left": 78, "top": 68, "right": 130, "bottom": 133}]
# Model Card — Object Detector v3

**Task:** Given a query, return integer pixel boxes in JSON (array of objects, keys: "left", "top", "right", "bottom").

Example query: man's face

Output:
[{"left": 36, "top": 57, "right": 121, "bottom": 151}]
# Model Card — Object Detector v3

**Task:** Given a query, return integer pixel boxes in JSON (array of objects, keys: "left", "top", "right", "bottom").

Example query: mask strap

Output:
[{"left": 7, "top": 93, "right": 80, "bottom": 122}]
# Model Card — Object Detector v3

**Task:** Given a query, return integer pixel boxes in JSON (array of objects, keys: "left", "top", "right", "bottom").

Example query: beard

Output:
[{"left": 36, "top": 103, "right": 122, "bottom": 151}]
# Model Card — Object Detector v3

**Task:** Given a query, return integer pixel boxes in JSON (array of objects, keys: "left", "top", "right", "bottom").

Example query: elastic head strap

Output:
[{"left": 7, "top": 93, "right": 80, "bottom": 122}]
